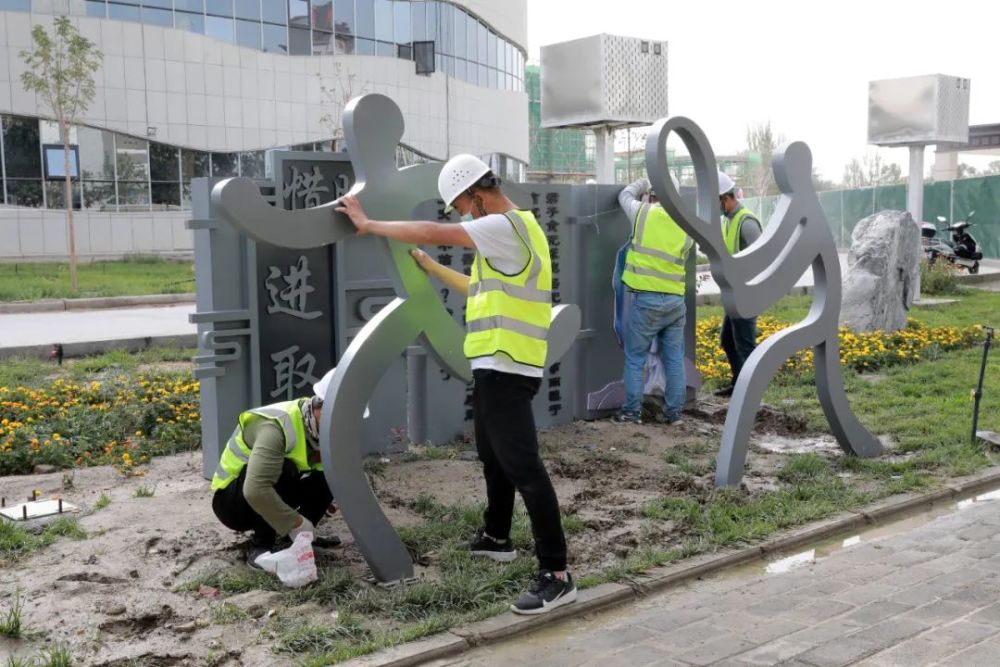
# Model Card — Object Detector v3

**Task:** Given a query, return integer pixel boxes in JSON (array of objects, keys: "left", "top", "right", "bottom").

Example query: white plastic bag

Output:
[{"left": 254, "top": 532, "right": 317, "bottom": 588}]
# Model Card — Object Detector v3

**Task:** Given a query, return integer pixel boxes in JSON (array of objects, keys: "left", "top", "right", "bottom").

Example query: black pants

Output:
[
  {"left": 473, "top": 369, "right": 567, "bottom": 572},
  {"left": 212, "top": 460, "right": 333, "bottom": 547},
  {"left": 721, "top": 315, "right": 758, "bottom": 385}
]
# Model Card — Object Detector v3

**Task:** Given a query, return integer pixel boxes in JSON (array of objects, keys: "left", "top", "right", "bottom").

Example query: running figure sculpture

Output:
[
  {"left": 645, "top": 117, "right": 883, "bottom": 487},
  {"left": 211, "top": 94, "right": 580, "bottom": 582}
]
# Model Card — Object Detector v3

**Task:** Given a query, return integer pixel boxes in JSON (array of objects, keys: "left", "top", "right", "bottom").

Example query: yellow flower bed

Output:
[
  {"left": 0, "top": 374, "right": 200, "bottom": 476},
  {"left": 696, "top": 316, "right": 982, "bottom": 383}
]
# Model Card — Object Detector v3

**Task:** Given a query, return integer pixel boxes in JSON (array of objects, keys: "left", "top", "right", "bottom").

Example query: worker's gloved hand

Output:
[{"left": 288, "top": 516, "right": 314, "bottom": 542}]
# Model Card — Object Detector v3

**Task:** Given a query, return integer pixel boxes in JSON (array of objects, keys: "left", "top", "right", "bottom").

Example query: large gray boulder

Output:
[{"left": 840, "top": 210, "right": 921, "bottom": 333}]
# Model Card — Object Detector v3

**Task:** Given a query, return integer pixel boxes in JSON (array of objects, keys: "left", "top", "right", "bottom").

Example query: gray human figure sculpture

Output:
[
  {"left": 645, "top": 117, "right": 883, "bottom": 488},
  {"left": 211, "top": 93, "right": 580, "bottom": 582}
]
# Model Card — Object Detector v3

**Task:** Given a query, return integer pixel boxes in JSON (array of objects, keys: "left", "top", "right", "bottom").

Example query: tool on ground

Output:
[{"left": 972, "top": 326, "right": 995, "bottom": 446}]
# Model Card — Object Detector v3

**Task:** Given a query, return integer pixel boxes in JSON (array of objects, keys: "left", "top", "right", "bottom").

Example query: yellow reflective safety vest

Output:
[
  {"left": 210, "top": 399, "right": 321, "bottom": 492},
  {"left": 723, "top": 206, "right": 759, "bottom": 255},
  {"left": 622, "top": 203, "right": 693, "bottom": 296},
  {"left": 464, "top": 210, "right": 552, "bottom": 368}
]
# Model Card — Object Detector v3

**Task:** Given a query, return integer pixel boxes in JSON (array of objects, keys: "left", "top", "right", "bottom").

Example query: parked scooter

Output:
[{"left": 920, "top": 211, "right": 982, "bottom": 274}]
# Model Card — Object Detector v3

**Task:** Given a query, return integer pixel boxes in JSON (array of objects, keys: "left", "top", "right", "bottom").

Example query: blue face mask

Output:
[{"left": 460, "top": 213, "right": 474, "bottom": 222}]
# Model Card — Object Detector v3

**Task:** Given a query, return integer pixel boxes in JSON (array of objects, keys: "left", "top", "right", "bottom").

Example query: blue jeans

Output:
[{"left": 622, "top": 291, "right": 686, "bottom": 420}]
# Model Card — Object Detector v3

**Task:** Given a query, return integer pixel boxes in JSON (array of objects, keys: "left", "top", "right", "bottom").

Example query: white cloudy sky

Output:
[{"left": 527, "top": 0, "right": 1000, "bottom": 181}]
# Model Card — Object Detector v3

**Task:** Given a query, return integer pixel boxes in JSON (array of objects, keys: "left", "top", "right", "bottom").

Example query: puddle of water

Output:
[{"left": 720, "top": 484, "right": 1000, "bottom": 581}]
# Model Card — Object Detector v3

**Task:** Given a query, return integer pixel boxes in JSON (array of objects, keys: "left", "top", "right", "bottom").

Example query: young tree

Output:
[
  {"left": 743, "top": 121, "right": 783, "bottom": 198},
  {"left": 316, "top": 63, "right": 366, "bottom": 153},
  {"left": 842, "top": 152, "right": 903, "bottom": 189},
  {"left": 19, "top": 17, "right": 103, "bottom": 291}
]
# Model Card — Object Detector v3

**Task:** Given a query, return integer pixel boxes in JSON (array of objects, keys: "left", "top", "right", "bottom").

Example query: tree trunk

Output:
[{"left": 62, "top": 122, "right": 77, "bottom": 292}]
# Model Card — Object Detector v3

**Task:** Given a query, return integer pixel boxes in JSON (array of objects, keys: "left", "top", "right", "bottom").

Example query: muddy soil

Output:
[{"left": 0, "top": 398, "right": 849, "bottom": 666}]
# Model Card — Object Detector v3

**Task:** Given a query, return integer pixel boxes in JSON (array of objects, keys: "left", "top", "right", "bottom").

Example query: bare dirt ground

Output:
[{"left": 0, "top": 398, "right": 841, "bottom": 666}]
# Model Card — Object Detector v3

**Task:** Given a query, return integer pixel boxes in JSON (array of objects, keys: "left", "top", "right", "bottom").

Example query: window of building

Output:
[
  {"left": 2, "top": 116, "right": 41, "bottom": 179},
  {"left": 312, "top": 29, "right": 335, "bottom": 55},
  {"left": 311, "top": 0, "right": 333, "bottom": 32},
  {"left": 410, "top": 0, "right": 424, "bottom": 41},
  {"left": 289, "top": 0, "right": 309, "bottom": 28},
  {"left": 436, "top": 1, "right": 451, "bottom": 56},
  {"left": 236, "top": 19, "right": 261, "bottom": 49},
  {"left": 465, "top": 10, "right": 475, "bottom": 61},
  {"left": 175, "top": 11, "right": 205, "bottom": 33},
  {"left": 45, "top": 181, "right": 82, "bottom": 210},
  {"left": 116, "top": 134, "right": 150, "bottom": 210},
  {"left": 85, "top": 1, "right": 107, "bottom": 18},
  {"left": 206, "top": 0, "right": 233, "bottom": 16},
  {"left": 0, "top": 0, "right": 30, "bottom": 10},
  {"left": 262, "top": 0, "right": 286, "bottom": 24},
  {"left": 453, "top": 8, "right": 465, "bottom": 61},
  {"left": 108, "top": 3, "right": 141, "bottom": 22},
  {"left": 393, "top": 0, "right": 409, "bottom": 48},
  {"left": 142, "top": 0, "right": 172, "bottom": 7},
  {"left": 487, "top": 30, "right": 496, "bottom": 69},
  {"left": 240, "top": 151, "right": 266, "bottom": 179},
  {"left": 288, "top": 26, "right": 311, "bottom": 54},
  {"left": 211, "top": 152, "right": 239, "bottom": 177},
  {"left": 355, "top": 37, "right": 375, "bottom": 55},
  {"left": 334, "top": 0, "right": 354, "bottom": 36},
  {"left": 424, "top": 0, "right": 437, "bottom": 44},
  {"left": 374, "top": 0, "right": 392, "bottom": 43},
  {"left": 175, "top": 0, "right": 205, "bottom": 11},
  {"left": 234, "top": 0, "right": 260, "bottom": 21},
  {"left": 335, "top": 32, "right": 355, "bottom": 55},
  {"left": 262, "top": 23, "right": 288, "bottom": 52},
  {"left": 355, "top": 0, "right": 374, "bottom": 38},
  {"left": 150, "top": 141, "right": 181, "bottom": 209},
  {"left": 205, "top": 15, "right": 235, "bottom": 42},
  {"left": 142, "top": 7, "right": 174, "bottom": 27}
]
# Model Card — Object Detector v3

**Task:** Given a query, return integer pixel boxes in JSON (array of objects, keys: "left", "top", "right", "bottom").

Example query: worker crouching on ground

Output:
[
  {"left": 334, "top": 154, "right": 576, "bottom": 616},
  {"left": 211, "top": 394, "right": 340, "bottom": 567}
]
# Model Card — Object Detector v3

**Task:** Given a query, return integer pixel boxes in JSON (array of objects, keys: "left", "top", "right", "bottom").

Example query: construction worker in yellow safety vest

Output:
[
  {"left": 615, "top": 173, "right": 693, "bottom": 426},
  {"left": 716, "top": 171, "right": 763, "bottom": 397},
  {"left": 335, "top": 154, "right": 576, "bottom": 616},
  {"left": 211, "top": 378, "right": 340, "bottom": 568}
]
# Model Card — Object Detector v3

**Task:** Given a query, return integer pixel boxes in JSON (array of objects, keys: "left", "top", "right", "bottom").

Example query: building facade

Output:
[{"left": 0, "top": 0, "right": 528, "bottom": 260}]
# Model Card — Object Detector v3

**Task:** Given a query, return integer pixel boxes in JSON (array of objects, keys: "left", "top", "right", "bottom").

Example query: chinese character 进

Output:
[
  {"left": 269, "top": 345, "right": 320, "bottom": 400},
  {"left": 266, "top": 256, "right": 322, "bottom": 320},
  {"left": 282, "top": 165, "right": 329, "bottom": 209}
]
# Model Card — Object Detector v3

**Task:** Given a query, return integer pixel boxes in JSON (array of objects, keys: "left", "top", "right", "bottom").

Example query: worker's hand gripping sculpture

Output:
[
  {"left": 645, "top": 117, "right": 883, "bottom": 487},
  {"left": 210, "top": 94, "right": 579, "bottom": 582}
]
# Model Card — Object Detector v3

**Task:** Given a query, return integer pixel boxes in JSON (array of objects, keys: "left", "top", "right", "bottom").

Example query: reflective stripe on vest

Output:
[
  {"left": 622, "top": 203, "right": 692, "bottom": 296},
  {"left": 724, "top": 207, "right": 758, "bottom": 255},
  {"left": 210, "top": 399, "right": 320, "bottom": 492},
  {"left": 464, "top": 210, "right": 552, "bottom": 368}
]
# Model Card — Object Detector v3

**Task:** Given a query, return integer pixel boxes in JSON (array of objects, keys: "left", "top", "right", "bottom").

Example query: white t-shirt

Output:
[{"left": 460, "top": 213, "right": 543, "bottom": 379}]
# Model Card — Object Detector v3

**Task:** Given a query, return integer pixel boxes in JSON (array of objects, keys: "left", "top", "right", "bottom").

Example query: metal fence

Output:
[{"left": 747, "top": 175, "right": 1000, "bottom": 258}]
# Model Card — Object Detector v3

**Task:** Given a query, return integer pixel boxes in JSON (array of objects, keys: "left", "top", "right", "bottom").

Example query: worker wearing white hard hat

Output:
[
  {"left": 334, "top": 154, "right": 576, "bottom": 616},
  {"left": 615, "top": 172, "right": 692, "bottom": 426},
  {"left": 716, "top": 171, "right": 763, "bottom": 398}
]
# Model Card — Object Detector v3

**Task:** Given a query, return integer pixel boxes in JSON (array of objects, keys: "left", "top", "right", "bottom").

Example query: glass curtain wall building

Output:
[{"left": 0, "top": 1, "right": 528, "bottom": 220}]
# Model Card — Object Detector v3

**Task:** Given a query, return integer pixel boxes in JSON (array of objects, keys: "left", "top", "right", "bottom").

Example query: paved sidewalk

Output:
[
  {"left": 447, "top": 493, "right": 1000, "bottom": 666},
  {"left": 0, "top": 303, "right": 196, "bottom": 349}
]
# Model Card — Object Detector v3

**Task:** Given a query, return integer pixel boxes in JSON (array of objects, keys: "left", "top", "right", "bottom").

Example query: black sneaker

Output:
[
  {"left": 614, "top": 411, "right": 642, "bottom": 425},
  {"left": 313, "top": 535, "right": 342, "bottom": 549},
  {"left": 714, "top": 385, "right": 734, "bottom": 398},
  {"left": 510, "top": 570, "right": 577, "bottom": 615},
  {"left": 469, "top": 529, "right": 517, "bottom": 562}
]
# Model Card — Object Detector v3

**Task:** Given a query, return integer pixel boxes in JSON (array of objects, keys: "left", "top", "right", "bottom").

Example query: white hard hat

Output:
[
  {"left": 438, "top": 154, "right": 491, "bottom": 213},
  {"left": 718, "top": 171, "right": 736, "bottom": 196},
  {"left": 313, "top": 367, "right": 335, "bottom": 399},
  {"left": 313, "top": 367, "right": 370, "bottom": 419}
]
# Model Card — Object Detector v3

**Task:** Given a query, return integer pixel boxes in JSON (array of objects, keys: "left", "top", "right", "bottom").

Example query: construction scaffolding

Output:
[{"left": 526, "top": 65, "right": 595, "bottom": 183}]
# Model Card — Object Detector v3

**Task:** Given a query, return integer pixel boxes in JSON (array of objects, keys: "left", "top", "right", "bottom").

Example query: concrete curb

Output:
[
  {"left": 341, "top": 466, "right": 1000, "bottom": 667},
  {"left": 0, "top": 334, "right": 198, "bottom": 361},
  {"left": 0, "top": 293, "right": 195, "bottom": 314}
]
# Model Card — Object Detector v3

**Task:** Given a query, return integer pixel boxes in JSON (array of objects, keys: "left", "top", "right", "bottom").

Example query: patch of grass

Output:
[
  {"left": 95, "top": 493, "right": 111, "bottom": 510},
  {"left": 181, "top": 567, "right": 279, "bottom": 595},
  {"left": 284, "top": 568, "right": 357, "bottom": 606},
  {"left": 401, "top": 444, "right": 458, "bottom": 462},
  {"left": 662, "top": 450, "right": 710, "bottom": 476},
  {"left": 210, "top": 602, "right": 252, "bottom": 625},
  {"left": 0, "top": 589, "right": 24, "bottom": 638},
  {"left": 777, "top": 453, "right": 831, "bottom": 484},
  {"left": 0, "top": 260, "right": 194, "bottom": 302},
  {"left": 921, "top": 260, "right": 966, "bottom": 296},
  {"left": 273, "top": 615, "right": 370, "bottom": 655},
  {"left": 0, "top": 357, "right": 53, "bottom": 388},
  {"left": 36, "top": 644, "right": 72, "bottom": 667},
  {"left": 561, "top": 512, "right": 586, "bottom": 536},
  {"left": 0, "top": 518, "right": 87, "bottom": 565},
  {"left": 134, "top": 485, "right": 156, "bottom": 498}
]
